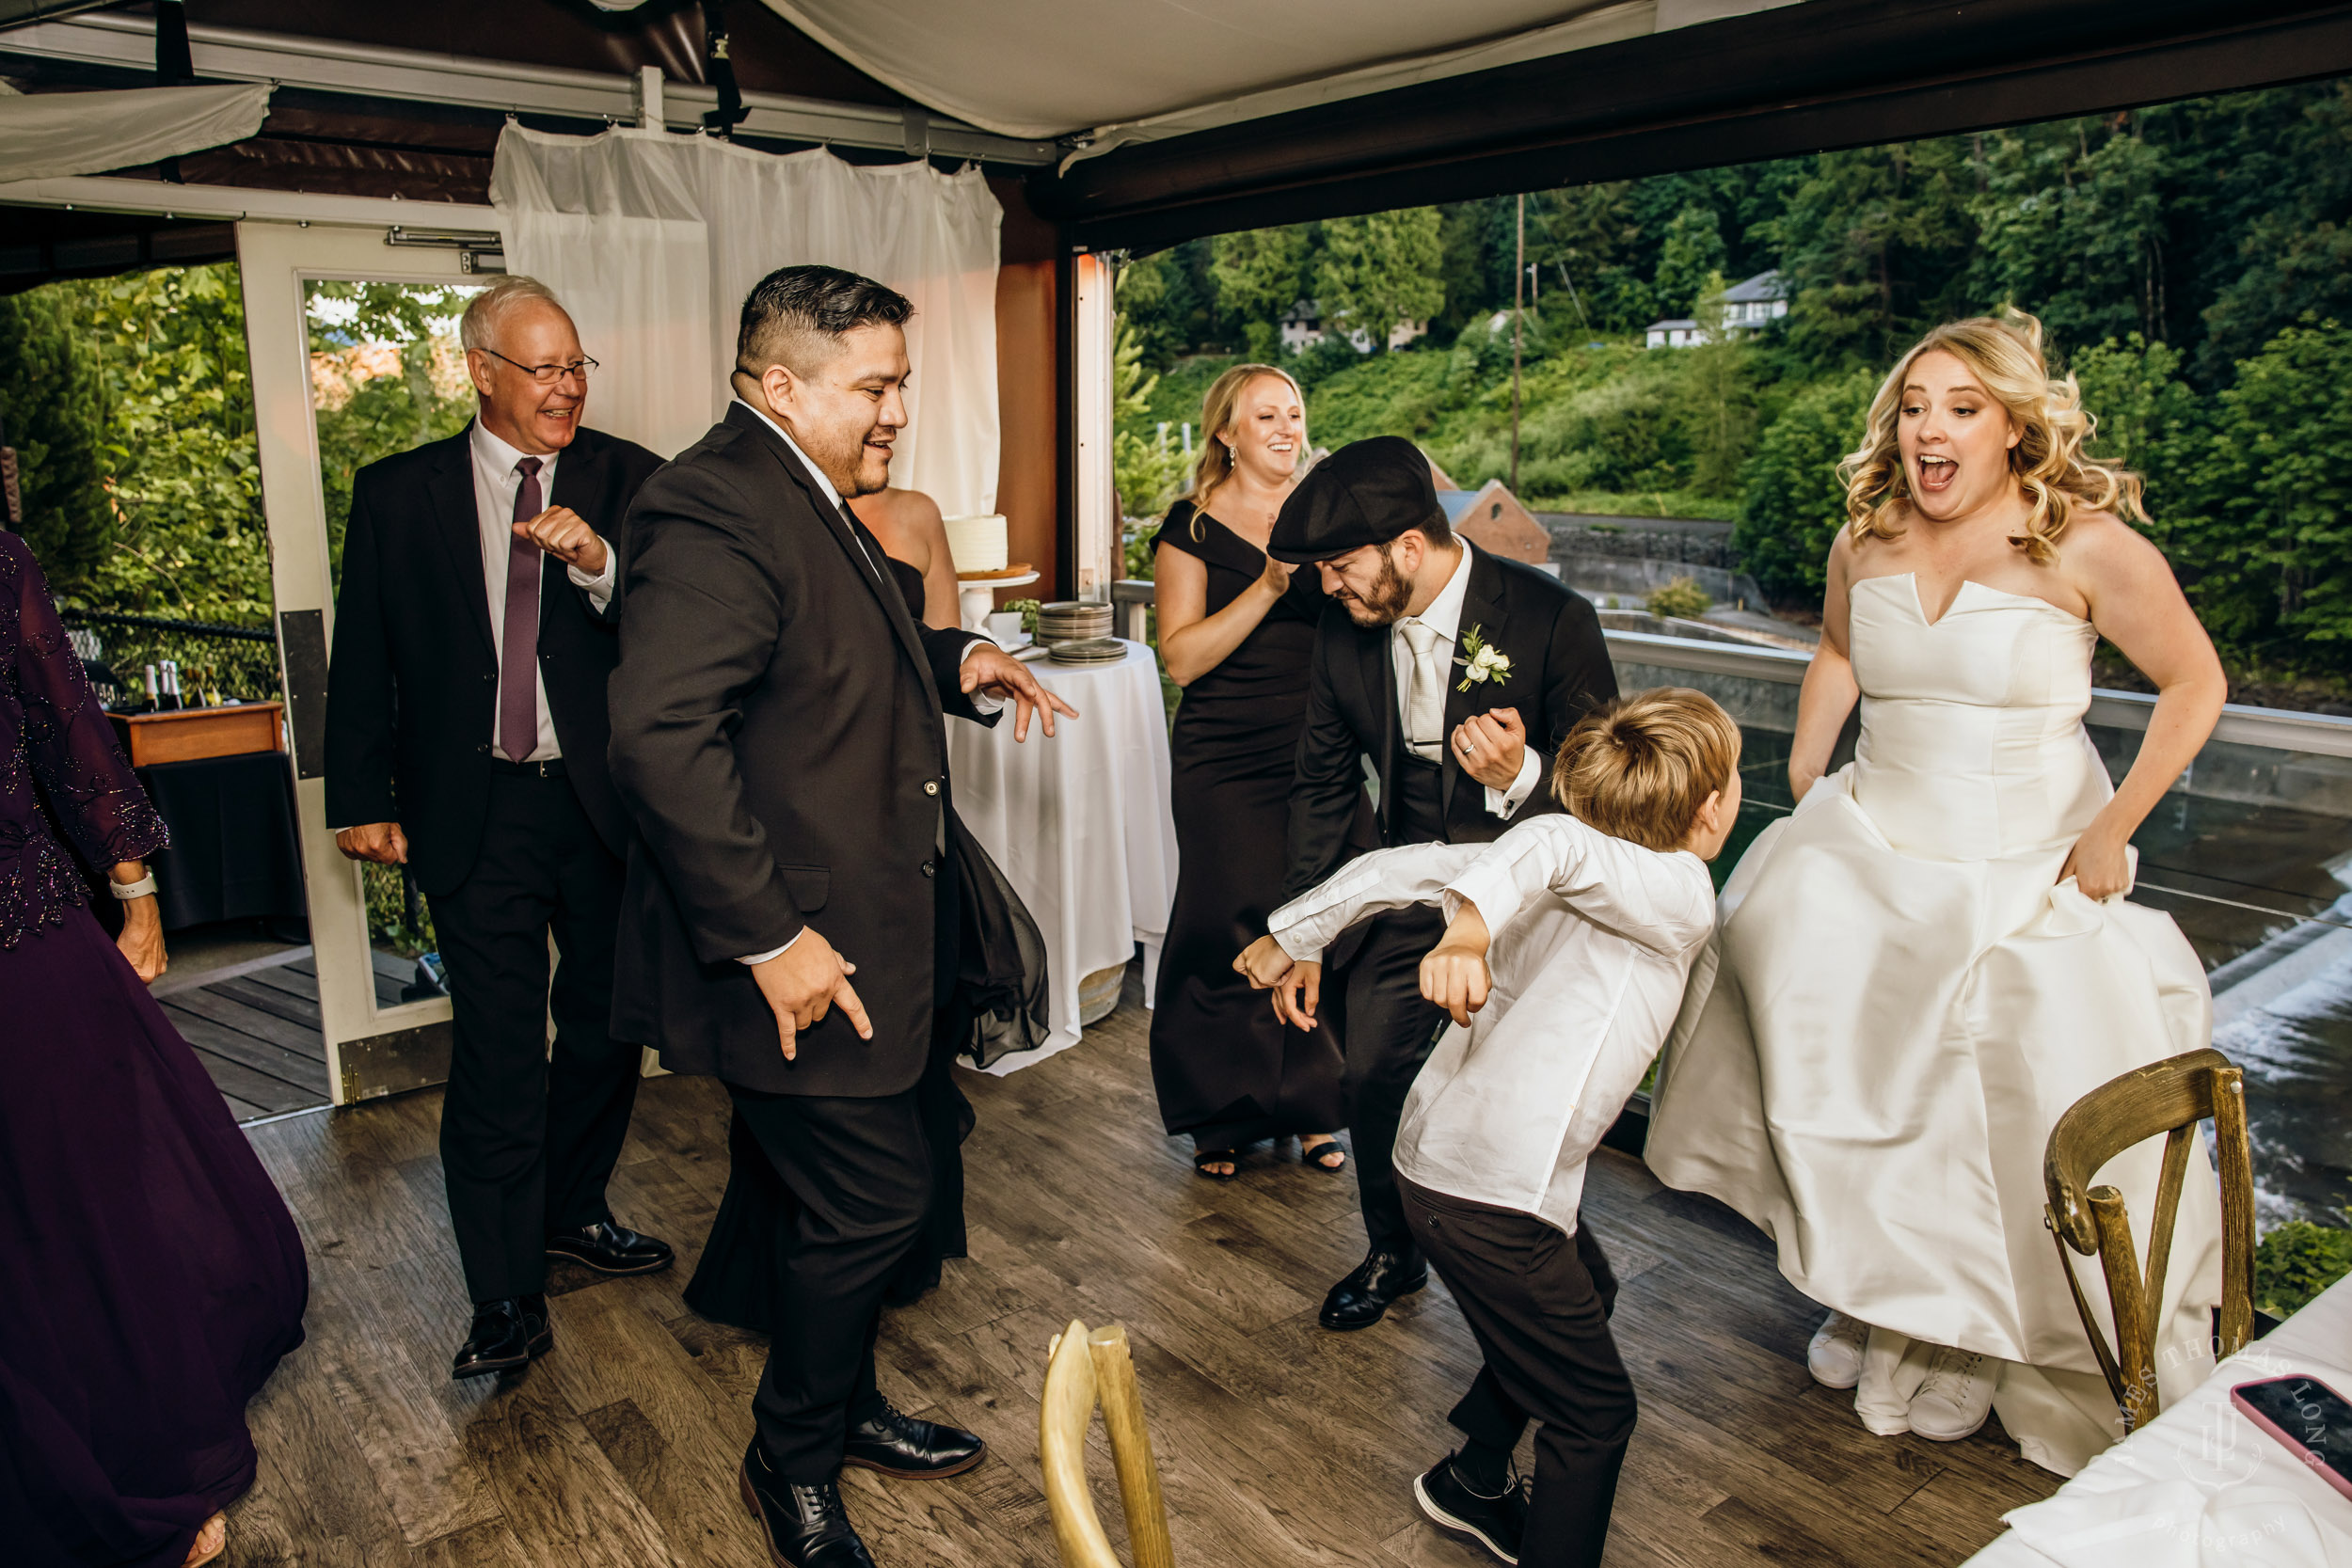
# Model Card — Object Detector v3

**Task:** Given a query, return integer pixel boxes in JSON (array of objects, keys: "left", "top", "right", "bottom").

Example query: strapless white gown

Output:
[{"left": 1649, "top": 574, "right": 2222, "bottom": 1476}]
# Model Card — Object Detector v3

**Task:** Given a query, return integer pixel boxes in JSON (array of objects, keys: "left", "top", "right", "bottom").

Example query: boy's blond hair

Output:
[{"left": 1550, "top": 689, "right": 1740, "bottom": 851}]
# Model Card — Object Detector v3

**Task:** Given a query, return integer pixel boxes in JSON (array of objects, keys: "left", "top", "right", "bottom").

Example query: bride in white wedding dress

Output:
[{"left": 1648, "top": 310, "right": 2232, "bottom": 1477}]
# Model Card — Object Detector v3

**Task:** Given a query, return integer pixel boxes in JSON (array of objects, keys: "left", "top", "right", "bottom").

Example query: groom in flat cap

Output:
[{"left": 1240, "top": 435, "right": 1615, "bottom": 1332}]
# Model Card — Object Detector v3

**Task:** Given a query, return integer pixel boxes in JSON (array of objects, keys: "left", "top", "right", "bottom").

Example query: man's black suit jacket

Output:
[
  {"left": 606, "top": 403, "right": 994, "bottom": 1099},
  {"left": 1283, "top": 547, "right": 1617, "bottom": 902},
  {"left": 325, "top": 423, "right": 664, "bottom": 897}
]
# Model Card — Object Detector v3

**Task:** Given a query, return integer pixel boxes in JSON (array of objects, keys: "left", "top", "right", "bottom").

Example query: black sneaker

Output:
[{"left": 1413, "top": 1451, "right": 1528, "bottom": 1565}]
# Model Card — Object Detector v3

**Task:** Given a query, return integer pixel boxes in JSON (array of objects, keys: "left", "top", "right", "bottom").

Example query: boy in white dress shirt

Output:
[{"left": 1248, "top": 689, "right": 1742, "bottom": 1567}]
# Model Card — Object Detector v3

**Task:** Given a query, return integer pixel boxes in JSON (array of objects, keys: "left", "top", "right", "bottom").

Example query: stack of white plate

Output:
[
  {"left": 1047, "top": 637, "right": 1126, "bottom": 666},
  {"left": 1036, "top": 601, "right": 1113, "bottom": 643}
]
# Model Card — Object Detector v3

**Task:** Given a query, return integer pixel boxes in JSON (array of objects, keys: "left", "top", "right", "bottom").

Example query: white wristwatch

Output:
[{"left": 108, "top": 872, "right": 159, "bottom": 901}]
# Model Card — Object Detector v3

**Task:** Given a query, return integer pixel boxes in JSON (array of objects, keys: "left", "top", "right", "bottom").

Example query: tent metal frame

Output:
[
  {"left": 1032, "top": 0, "right": 2352, "bottom": 250},
  {"left": 2, "top": 9, "right": 1058, "bottom": 166}
]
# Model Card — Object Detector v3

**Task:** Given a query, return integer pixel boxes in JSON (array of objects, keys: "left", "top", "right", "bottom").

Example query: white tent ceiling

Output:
[{"left": 755, "top": 0, "right": 1804, "bottom": 149}]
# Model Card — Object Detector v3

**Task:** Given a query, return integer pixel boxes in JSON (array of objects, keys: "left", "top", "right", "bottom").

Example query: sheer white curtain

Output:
[
  {"left": 489, "top": 124, "right": 1003, "bottom": 515},
  {"left": 0, "top": 83, "right": 272, "bottom": 184}
]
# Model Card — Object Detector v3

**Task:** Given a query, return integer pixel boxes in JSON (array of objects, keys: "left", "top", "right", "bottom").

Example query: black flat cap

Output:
[{"left": 1267, "top": 436, "right": 1444, "bottom": 563}]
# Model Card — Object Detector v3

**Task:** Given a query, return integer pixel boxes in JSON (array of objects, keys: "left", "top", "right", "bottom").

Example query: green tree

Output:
[
  {"left": 2192, "top": 84, "right": 2352, "bottom": 377},
  {"left": 1970, "top": 120, "right": 2172, "bottom": 349},
  {"left": 0, "top": 288, "right": 110, "bottom": 591},
  {"left": 1731, "top": 366, "right": 1880, "bottom": 600},
  {"left": 1767, "top": 140, "right": 1979, "bottom": 371},
  {"left": 1682, "top": 274, "right": 1758, "bottom": 498},
  {"left": 1652, "top": 203, "right": 1728, "bottom": 319},
  {"left": 306, "top": 279, "right": 478, "bottom": 577},
  {"left": 1432, "top": 199, "right": 1503, "bottom": 339},
  {"left": 68, "top": 265, "right": 270, "bottom": 623},
  {"left": 1525, "top": 182, "right": 1652, "bottom": 331},
  {"left": 1110, "top": 313, "right": 1185, "bottom": 524},
  {"left": 2182, "top": 320, "right": 2352, "bottom": 668},
  {"left": 1211, "top": 224, "right": 1314, "bottom": 361},
  {"left": 2065, "top": 333, "right": 2203, "bottom": 533},
  {"left": 1115, "top": 248, "right": 1184, "bottom": 370},
  {"left": 1315, "top": 207, "right": 1445, "bottom": 352}
]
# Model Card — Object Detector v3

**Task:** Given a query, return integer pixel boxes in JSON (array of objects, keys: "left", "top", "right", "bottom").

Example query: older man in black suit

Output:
[
  {"left": 1239, "top": 436, "right": 1617, "bottom": 1333},
  {"left": 326, "top": 277, "right": 675, "bottom": 1383},
  {"left": 607, "top": 265, "right": 1071, "bottom": 1568}
]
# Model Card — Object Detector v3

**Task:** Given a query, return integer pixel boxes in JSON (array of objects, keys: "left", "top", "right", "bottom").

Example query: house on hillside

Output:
[
  {"left": 1280, "top": 298, "right": 1427, "bottom": 355},
  {"left": 1720, "top": 268, "right": 1789, "bottom": 330},
  {"left": 1645, "top": 268, "right": 1792, "bottom": 348},
  {"left": 1438, "top": 480, "right": 1550, "bottom": 565}
]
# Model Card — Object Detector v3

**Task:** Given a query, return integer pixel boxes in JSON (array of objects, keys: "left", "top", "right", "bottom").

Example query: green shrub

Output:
[
  {"left": 1647, "top": 578, "right": 1713, "bottom": 619},
  {"left": 1731, "top": 366, "right": 1880, "bottom": 603},
  {"left": 2254, "top": 1218, "right": 2352, "bottom": 1318}
]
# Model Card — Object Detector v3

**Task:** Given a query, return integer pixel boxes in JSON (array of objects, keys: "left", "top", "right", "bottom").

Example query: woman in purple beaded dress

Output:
[{"left": 0, "top": 531, "right": 308, "bottom": 1568}]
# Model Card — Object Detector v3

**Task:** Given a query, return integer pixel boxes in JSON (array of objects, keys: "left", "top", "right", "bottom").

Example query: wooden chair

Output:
[
  {"left": 2044, "top": 1046, "right": 2257, "bottom": 1433},
  {"left": 1041, "top": 1319, "right": 1175, "bottom": 1568}
]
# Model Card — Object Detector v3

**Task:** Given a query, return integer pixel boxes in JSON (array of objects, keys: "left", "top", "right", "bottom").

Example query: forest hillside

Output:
[{"left": 1115, "top": 80, "right": 2352, "bottom": 695}]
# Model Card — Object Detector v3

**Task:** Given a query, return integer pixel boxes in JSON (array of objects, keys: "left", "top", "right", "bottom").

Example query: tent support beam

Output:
[
  {"left": 0, "top": 10, "right": 1057, "bottom": 166},
  {"left": 1038, "top": 0, "right": 2352, "bottom": 250}
]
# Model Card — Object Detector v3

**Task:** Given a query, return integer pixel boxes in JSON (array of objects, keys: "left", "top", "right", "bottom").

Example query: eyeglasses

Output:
[{"left": 478, "top": 346, "right": 598, "bottom": 385}]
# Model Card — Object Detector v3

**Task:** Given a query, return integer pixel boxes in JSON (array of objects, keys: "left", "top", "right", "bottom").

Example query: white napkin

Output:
[{"left": 2003, "top": 1480, "right": 2352, "bottom": 1568}]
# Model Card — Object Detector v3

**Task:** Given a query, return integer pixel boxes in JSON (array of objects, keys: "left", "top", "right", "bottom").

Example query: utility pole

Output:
[{"left": 1512, "top": 192, "right": 1525, "bottom": 494}]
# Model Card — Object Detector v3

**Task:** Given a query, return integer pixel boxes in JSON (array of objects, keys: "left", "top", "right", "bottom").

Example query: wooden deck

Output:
[
  {"left": 227, "top": 971, "right": 2058, "bottom": 1567},
  {"left": 161, "top": 947, "right": 414, "bottom": 1122}
]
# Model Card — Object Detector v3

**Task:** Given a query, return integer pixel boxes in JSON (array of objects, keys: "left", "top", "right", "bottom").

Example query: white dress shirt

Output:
[
  {"left": 727, "top": 398, "right": 998, "bottom": 966},
  {"left": 1392, "top": 539, "right": 1542, "bottom": 817},
  {"left": 1268, "top": 815, "right": 1717, "bottom": 1233},
  {"left": 468, "top": 419, "right": 616, "bottom": 763}
]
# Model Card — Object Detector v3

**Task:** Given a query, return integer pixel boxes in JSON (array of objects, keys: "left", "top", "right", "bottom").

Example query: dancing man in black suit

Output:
[
  {"left": 606, "top": 265, "right": 1073, "bottom": 1568},
  {"left": 1239, "top": 436, "right": 1616, "bottom": 1332},
  {"left": 326, "top": 277, "right": 676, "bottom": 1380}
]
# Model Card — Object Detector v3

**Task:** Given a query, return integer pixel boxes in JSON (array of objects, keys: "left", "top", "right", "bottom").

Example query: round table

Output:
[{"left": 946, "top": 640, "right": 1176, "bottom": 1073}]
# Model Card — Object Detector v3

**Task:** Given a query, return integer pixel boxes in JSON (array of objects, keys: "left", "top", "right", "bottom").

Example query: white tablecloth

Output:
[
  {"left": 946, "top": 641, "right": 1176, "bottom": 1073},
  {"left": 1966, "top": 1277, "right": 2352, "bottom": 1567}
]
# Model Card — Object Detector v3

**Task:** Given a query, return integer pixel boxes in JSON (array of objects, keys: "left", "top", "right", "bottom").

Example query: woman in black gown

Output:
[
  {"left": 1150, "top": 365, "right": 1361, "bottom": 1179},
  {"left": 0, "top": 531, "right": 307, "bottom": 1567}
]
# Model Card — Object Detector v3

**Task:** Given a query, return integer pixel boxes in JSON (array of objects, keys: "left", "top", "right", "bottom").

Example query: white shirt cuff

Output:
[
  {"left": 737, "top": 930, "right": 803, "bottom": 965},
  {"left": 567, "top": 540, "right": 618, "bottom": 612},
  {"left": 1484, "top": 748, "right": 1543, "bottom": 817},
  {"left": 1272, "top": 927, "right": 1323, "bottom": 964},
  {"left": 958, "top": 637, "right": 1007, "bottom": 715}
]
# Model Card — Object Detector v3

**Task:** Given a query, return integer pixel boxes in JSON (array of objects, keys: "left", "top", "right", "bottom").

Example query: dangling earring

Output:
[{"left": 1227, "top": 442, "right": 1237, "bottom": 468}]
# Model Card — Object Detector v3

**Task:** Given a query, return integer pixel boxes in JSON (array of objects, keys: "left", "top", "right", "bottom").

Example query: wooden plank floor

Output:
[
  {"left": 162, "top": 948, "right": 413, "bottom": 1123},
  {"left": 229, "top": 969, "right": 2057, "bottom": 1567}
]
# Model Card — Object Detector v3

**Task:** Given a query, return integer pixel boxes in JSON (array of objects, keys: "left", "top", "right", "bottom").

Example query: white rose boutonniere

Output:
[{"left": 1454, "top": 625, "right": 1513, "bottom": 692}]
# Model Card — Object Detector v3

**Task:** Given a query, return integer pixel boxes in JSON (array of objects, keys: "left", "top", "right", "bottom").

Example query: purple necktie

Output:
[{"left": 498, "top": 457, "right": 544, "bottom": 763}]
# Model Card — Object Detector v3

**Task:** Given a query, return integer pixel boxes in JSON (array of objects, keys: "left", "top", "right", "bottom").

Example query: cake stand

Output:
[{"left": 957, "top": 567, "right": 1040, "bottom": 634}]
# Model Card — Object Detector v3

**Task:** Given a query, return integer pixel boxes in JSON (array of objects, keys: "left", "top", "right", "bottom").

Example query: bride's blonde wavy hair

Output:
[{"left": 1836, "top": 308, "right": 2141, "bottom": 565}]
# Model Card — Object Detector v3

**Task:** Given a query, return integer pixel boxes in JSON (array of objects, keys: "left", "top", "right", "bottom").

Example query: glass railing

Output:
[{"left": 1606, "top": 628, "right": 2352, "bottom": 1230}]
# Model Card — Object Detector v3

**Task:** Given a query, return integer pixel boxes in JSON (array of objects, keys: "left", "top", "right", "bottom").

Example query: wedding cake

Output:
[{"left": 943, "top": 514, "right": 1009, "bottom": 575}]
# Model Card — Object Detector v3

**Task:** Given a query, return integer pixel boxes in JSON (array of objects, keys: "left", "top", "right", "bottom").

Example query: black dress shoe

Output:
[
  {"left": 451, "top": 1294, "right": 552, "bottom": 1380},
  {"left": 1319, "top": 1245, "right": 1429, "bottom": 1331},
  {"left": 842, "top": 1399, "right": 986, "bottom": 1479},
  {"left": 1414, "top": 1451, "right": 1528, "bottom": 1565},
  {"left": 739, "top": 1440, "right": 876, "bottom": 1568},
  {"left": 545, "top": 1219, "right": 675, "bottom": 1276}
]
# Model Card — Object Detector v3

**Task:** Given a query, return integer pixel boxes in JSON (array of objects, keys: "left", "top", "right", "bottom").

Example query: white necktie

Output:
[{"left": 1398, "top": 619, "right": 1446, "bottom": 762}]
